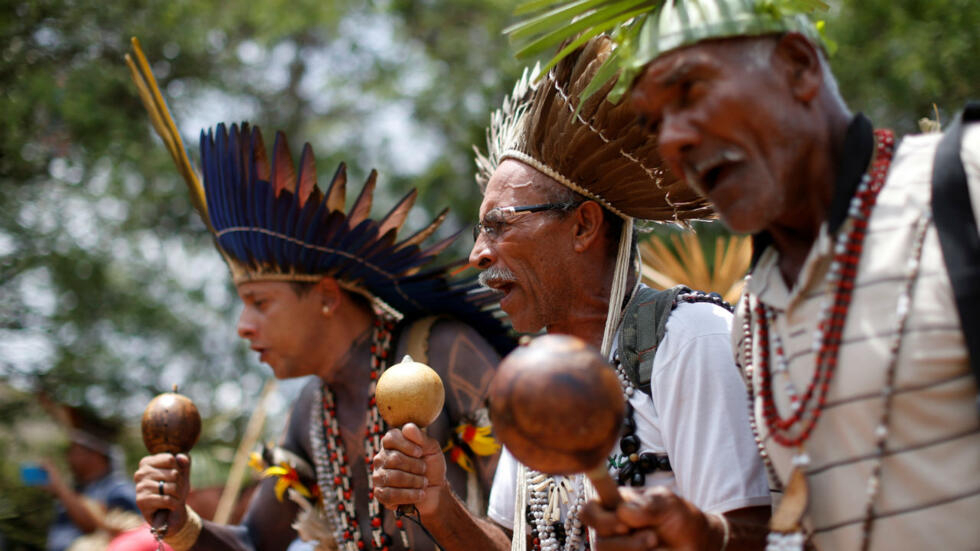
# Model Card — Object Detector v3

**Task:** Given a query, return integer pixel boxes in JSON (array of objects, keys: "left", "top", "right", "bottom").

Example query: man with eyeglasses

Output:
[{"left": 371, "top": 37, "right": 771, "bottom": 551}]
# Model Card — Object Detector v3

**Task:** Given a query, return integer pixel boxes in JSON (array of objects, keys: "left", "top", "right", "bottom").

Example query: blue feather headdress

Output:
[
  {"left": 125, "top": 39, "right": 512, "bottom": 353},
  {"left": 200, "top": 122, "right": 504, "bottom": 331}
]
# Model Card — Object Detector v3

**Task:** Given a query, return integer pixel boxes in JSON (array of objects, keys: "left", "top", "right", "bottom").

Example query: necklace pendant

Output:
[{"left": 767, "top": 461, "right": 809, "bottom": 551}]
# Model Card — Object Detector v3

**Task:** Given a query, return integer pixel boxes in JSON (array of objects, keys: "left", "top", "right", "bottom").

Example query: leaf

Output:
[
  {"left": 514, "top": 1, "right": 650, "bottom": 61},
  {"left": 506, "top": 0, "right": 610, "bottom": 41}
]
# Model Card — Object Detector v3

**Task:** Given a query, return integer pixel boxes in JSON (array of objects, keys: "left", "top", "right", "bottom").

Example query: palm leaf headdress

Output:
[{"left": 507, "top": 0, "right": 830, "bottom": 104}]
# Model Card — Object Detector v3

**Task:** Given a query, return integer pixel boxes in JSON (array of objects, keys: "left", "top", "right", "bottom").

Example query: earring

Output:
[{"left": 322, "top": 305, "right": 331, "bottom": 315}]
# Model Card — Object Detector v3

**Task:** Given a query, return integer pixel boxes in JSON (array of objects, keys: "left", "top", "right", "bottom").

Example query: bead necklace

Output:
[
  {"left": 857, "top": 212, "right": 930, "bottom": 550},
  {"left": 740, "top": 129, "right": 905, "bottom": 551},
  {"left": 738, "top": 297, "right": 783, "bottom": 494},
  {"left": 525, "top": 470, "right": 588, "bottom": 551},
  {"left": 309, "top": 314, "right": 410, "bottom": 551},
  {"left": 610, "top": 290, "right": 731, "bottom": 486},
  {"left": 755, "top": 129, "right": 895, "bottom": 448}
]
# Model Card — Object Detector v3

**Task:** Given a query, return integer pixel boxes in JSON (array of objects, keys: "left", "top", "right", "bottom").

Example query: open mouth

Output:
[
  {"left": 484, "top": 279, "right": 514, "bottom": 297},
  {"left": 700, "top": 163, "right": 734, "bottom": 194},
  {"left": 478, "top": 266, "right": 518, "bottom": 297},
  {"left": 685, "top": 149, "right": 745, "bottom": 196}
]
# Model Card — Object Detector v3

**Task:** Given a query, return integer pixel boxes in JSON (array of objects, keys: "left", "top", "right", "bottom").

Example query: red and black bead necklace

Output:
[
  {"left": 311, "top": 313, "right": 411, "bottom": 551},
  {"left": 753, "top": 129, "right": 895, "bottom": 448}
]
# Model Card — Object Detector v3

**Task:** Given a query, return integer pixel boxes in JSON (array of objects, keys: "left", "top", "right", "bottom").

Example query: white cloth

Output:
[
  {"left": 489, "top": 299, "right": 771, "bottom": 530},
  {"left": 735, "top": 125, "right": 980, "bottom": 550}
]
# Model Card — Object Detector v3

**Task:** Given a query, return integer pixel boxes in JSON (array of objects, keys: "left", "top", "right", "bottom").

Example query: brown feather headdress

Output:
[{"left": 476, "top": 35, "right": 712, "bottom": 222}]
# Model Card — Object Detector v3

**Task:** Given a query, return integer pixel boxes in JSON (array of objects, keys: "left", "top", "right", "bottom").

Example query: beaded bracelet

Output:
[{"left": 163, "top": 505, "right": 203, "bottom": 551}]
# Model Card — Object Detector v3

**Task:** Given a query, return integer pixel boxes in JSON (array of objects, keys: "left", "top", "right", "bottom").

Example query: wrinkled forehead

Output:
[{"left": 480, "top": 159, "right": 562, "bottom": 217}]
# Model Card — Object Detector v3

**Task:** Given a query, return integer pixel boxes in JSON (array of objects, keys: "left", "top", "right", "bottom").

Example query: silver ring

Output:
[{"left": 158, "top": 480, "right": 165, "bottom": 496}]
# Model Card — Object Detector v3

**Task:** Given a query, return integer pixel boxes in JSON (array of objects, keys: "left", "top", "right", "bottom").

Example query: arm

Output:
[
  {"left": 374, "top": 319, "right": 509, "bottom": 550},
  {"left": 135, "top": 380, "right": 317, "bottom": 551},
  {"left": 373, "top": 425, "right": 511, "bottom": 551},
  {"left": 581, "top": 488, "right": 769, "bottom": 551},
  {"left": 423, "top": 319, "right": 502, "bottom": 491},
  {"left": 651, "top": 303, "right": 770, "bottom": 549},
  {"left": 42, "top": 460, "right": 104, "bottom": 534},
  {"left": 581, "top": 303, "right": 771, "bottom": 550}
]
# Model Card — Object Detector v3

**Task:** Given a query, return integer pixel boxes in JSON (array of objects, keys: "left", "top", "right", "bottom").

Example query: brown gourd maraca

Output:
[
  {"left": 488, "top": 334, "right": 624, "bottom": 507},
  {"left": 141, "top": 385, "right": 201, "bottom": 534}
]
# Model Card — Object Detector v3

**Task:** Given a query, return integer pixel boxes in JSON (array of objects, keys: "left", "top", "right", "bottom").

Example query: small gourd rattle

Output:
[{"left": 141, "top": 385, "right": 202, "bottom": 536}]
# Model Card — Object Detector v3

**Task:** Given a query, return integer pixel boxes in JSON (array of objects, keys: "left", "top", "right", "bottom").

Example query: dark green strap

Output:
[
  {"left": 930, "top": 101, "right": 980, "bottom": 415},
  {"left": 618, "top": 285, "right": 690, "bottom": 394}
]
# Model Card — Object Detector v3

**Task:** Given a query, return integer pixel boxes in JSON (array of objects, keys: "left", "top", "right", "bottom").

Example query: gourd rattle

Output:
[
  {"left": 141, "top": 385, "right": 202, "bottom": 535},
  {"left": 375, "top": 355, "right": 445, "bottom": 514},
  {"left": 489, "top": 334, "right": 624, "bottom": 507}
]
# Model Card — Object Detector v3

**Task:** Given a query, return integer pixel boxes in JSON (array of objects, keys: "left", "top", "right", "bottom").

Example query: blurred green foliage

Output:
[{"left": 0, "top": 0, "right": 977, "bottom": 547}]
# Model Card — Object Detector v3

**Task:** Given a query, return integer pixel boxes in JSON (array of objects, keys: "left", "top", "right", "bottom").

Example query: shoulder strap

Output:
[
  {"left": 618, "top": 285, "right": 690, "bottom": 394},
  {"left": 930, "top": 101, "right": 980, "bottom": 414}
]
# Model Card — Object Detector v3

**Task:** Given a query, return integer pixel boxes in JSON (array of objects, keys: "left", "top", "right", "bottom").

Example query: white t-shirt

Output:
[{"left": 488, "top": 299, "right": 771, "bottom": 530}]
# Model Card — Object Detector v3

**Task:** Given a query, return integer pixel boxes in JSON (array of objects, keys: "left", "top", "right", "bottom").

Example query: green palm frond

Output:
[
  {"left": 507, "top": 1, "right": 654, "bottom": 62},
  {"left": 507, "top": 0, "right": 652, "bottom": 63},
  {"left": 506, "top": 0, "right": 832, "bottom": 107}
]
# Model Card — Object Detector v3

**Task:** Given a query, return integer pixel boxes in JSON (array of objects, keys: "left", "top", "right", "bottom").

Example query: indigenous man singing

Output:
[{"left": 129, "top": 121, "right": 513, "bottom": 551}]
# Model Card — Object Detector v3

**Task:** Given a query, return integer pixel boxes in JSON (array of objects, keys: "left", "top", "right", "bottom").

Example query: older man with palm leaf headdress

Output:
[
  {"left": 125, "top": 41, "right": 513, "bottom": 551},
  {"left": 507, "top": 1, "right": 980, "bottom": 550},
  {"left": 371, "top": 36, "right": 770, "bottom": 551}
]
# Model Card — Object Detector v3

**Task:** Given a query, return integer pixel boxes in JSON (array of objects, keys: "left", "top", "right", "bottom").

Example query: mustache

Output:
[{"left": 478, "top": 265, "right": 517, "bottom": 289}]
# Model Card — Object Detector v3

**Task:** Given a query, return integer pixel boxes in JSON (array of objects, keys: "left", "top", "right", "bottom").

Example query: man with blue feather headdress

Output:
[{"left": 125, "top": 42, "right": 514, "bottom": 551}]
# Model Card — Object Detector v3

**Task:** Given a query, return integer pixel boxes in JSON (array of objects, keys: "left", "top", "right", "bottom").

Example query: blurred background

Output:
[{"left": 1, "top": 0, "right": 977, "bottom": 547}]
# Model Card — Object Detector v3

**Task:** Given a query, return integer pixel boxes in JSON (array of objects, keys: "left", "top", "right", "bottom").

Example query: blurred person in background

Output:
[{"left": 40, "top": 406, "right": 142, "bottom": 551}]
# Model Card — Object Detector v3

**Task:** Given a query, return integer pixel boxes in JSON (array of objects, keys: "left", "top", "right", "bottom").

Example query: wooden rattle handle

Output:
[{"left": 586, "top": 465, "right": 622, "bottom": 509}]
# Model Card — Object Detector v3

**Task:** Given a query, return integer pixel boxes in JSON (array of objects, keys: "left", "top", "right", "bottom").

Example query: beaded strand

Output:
[
  {"left": 755, "top": 129, "right": 895, "bottom": 448},
  {"left": 740, "top": 129, "right": 902, "bottom": 551},
  {"left": 858, "top": 212, "right": 930, "bottom": 550},
  {"left": 309, "top": 314, "right": 411, "bottom": 551}
]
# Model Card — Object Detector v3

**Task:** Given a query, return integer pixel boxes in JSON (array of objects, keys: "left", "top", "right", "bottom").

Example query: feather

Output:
[
  {"left": 377, "top": 189, "right": 417, "bottom": 239},
  {"left": 129, "top": 41, "right": 513, "bottom": 350},
  {"left": 270, "top": 132, "right": 297, "bottom": 196},
  {"left": 395, "top": 207, "right": 449, "bottom": 250},
  {"left": 478, "top": 35, "right": 708, "bottom": 221},
  {"left": 323, "top": 163, "right": 347, "bottom": 214},
  {"left": 347, "top": 170, "right": 377, "bottom": 227},
  {"left": 251, "top": 126, "right": 270, "bottom": 183},
  {"left": 296, "top": 143, "right": 317, "bottom": 208},
  {"left": 126, "top": 37, "right": 211, "bottom": 232}
]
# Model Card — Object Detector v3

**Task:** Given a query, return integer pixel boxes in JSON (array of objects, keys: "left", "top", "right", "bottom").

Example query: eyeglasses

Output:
[{"left": 472, "top": 202, "right": 580, "bottom": 242}]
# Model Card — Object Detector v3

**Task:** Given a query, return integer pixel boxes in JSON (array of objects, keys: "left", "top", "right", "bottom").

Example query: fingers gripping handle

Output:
[{"left": 586, "top": 465, "right": 622, "bottom": 509}]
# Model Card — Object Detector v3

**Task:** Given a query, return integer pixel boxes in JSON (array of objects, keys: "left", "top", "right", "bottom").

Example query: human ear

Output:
[
  {"left": 315, "top": 277, "right": 342, "bottom": 316},
  {"left": 572, "top": 201, "right": 606, "bottom": 253},
  {"left": 773, "top": 32, "right": 822, "bottom": 103}
]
